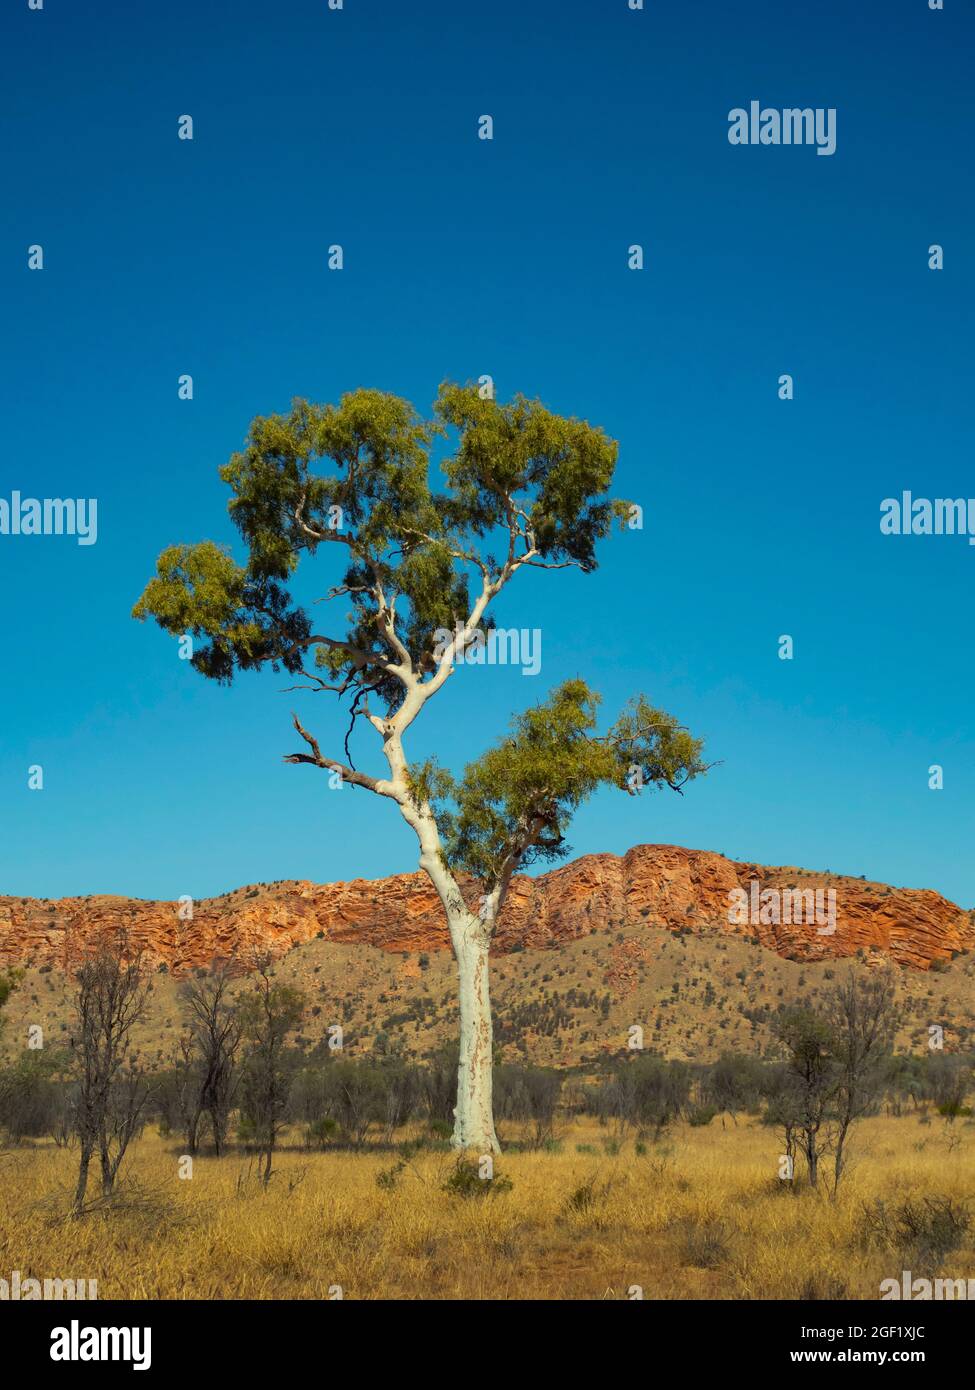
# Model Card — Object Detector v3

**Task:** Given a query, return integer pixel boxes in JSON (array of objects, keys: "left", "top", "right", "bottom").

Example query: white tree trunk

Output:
[
  {"left": 385, "top": 721, "right": 502, "bottom": 1154},
  {"left": 449, "top": 909, "right": 500, "bottom": 1153}
]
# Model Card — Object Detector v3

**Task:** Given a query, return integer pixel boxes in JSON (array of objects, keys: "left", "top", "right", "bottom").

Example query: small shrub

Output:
[
  {"left": 305, "top": 1117, "right": 338, "bottom": 1151},
  {"left": 688, "top": 1105, "right": 717, "bottom": 1128},
  {"left": 858, "top": 1196, "right": 971, "bottom": 1268},
  {"left": 678, "top": 1216, "right": 729, "bottom": 1269},
  {"left": 442, "top": 1156, "right": 513, "bottom": 1198},
  {"left": 376, "top": 1160, "right": 407, "bottom": 1190},
  {"left": 562, "top": 1174, "right": 613, "bottom": 1216}
]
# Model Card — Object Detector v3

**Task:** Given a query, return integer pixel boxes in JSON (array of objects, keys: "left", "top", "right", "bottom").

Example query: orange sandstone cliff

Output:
[{"left": 0, "top": 844, "right": 971, "bottom": 977}]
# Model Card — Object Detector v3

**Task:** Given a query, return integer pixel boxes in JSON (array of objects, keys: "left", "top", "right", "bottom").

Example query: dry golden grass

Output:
[{"left": 1, "top": 1115, "right": 972, "bottom": 1301}]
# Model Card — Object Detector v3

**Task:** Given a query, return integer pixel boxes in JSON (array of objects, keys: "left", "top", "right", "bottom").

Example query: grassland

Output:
[{"left": 2, "top": 1114, "right": 973, "bottom": 1301}]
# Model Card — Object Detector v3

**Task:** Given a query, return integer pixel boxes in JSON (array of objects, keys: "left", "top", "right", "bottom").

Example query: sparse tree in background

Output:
[
  {"left": 495, "top": 1064, "right": 563, "bottom": 1149},
  {"left": 770, "top": 1007, "right": 837, "bottom": 1189},
  {"left": 827, "top": 968, "right": 899, "bottom": 1191},
  {"left": 167, "top": 1034, "right": 197, "bottom": 1142},
  {"left": 595, "top": 1053, "right": 690, "bottom": 1141},
  {"left": 0, "top": 968, "right": 21, "bottom": 1145},
  {"left": 327, "top": 1060, "right": 387, "bottom": 1148},
  {"left": 0, "top": 969, "right": 19, "bottom": 1009},
  {"left": 71, "top": 938, "right": 150, "bottom": 1214},
  {"left": 421, "top": 1044, "right": 460, "bottom": 1129},
  {"left": 238, "top": 959, "right": 304, "bottom": 1186},
  {"left": 178, "top": 963, "right": 243, "bottom": 1156},
  {"left": 287, "top": 1057, "right": 338, "bottom": 1149},
  {"left": 923, "top": 1051, "right": 973, "bottom": 1120},
  {"left": 378, "top": 1061, "right": 422, "bottom": 1144},
  {"left": 879, "top": 1054, "right": 922, "bottom": 1117},
  {"left": 0, "top": 1050, "right": 65, "bottom": 1145},
  {"left": 763, "top": 1072, "right": 801, "bottom": 1180},
  {"left": 0, "top": 969, "right": 22, "bottom": 1046},
  {"left": 133, "top": 384, "right": 709, "bottom": 1151},
  {"left": 49, "top": 1079, "right": 77, "bottom": 1150},
  {"left": 703, "top": 1051, "right": 766, "bottom": 1124}
]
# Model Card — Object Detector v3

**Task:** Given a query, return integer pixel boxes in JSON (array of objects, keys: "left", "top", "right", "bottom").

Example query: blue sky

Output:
[{"left": 2, "top": 0, "right": 973, "bottom": 906}]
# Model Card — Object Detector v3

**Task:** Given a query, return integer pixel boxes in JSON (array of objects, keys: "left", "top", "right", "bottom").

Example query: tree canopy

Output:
[
  {"left": 134, "top": 384, "right": 619, "bottom": 697},
  {"left": 134, "top": 382, "right": 709, "bottom": 902},
  {"left": 428, "top": 682, "right": 708, "bottom": 893}
]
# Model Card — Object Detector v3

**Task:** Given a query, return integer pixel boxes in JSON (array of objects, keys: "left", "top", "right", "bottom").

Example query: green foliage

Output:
[
  {"left": 442, "top": 1155, "right": 513, "bottom": 1198},
  {"left": 237, "top": 973, "right": 306, "bottom": 1167},
  {"left": 771, "top": 1007, "right": 837, "bottom": 1075},
  {"left": 375, "top": 1158, "right": 407, "bottom": 1190},
  {"left": 133, "top": 384, "right": 620, "bottom": 704},
  {"left": 593, "top": 1053, "right": 691, "bottom": 1137},
  {"left": 404, "top": 756, "right": 455, "bottom": 811},
  {"left": 434, "top": 384, "right": 618, "bottom": 570},
  {"left": 133, "top": 390, "right": 448, "bottom": 698},
  {"left": 562, "top": 1174, "right": 613, "bottom": 1215},
  {"left": 132, "top": 539, "right": 313, "bottom": 683},
  {"left": 0, "top": 967, "right": 23, "bottom": 1016},
  {"left": 937, "top": 1100, "right": 973, "bottom": 1121},
  {"left": 237, "top": 981, "right": 305, "bottom": 1042},
  {"left": 441, "top": 679, "right": 611, "bottom": 878},
  {"left": 133, "top": 381, "right": 709, "bottom": 899},
  {"left": 687, "top": 1104, "right": 718, "bottom": 1127},
  {"left": 607, "top": 695, "right": 709, "bottom": 794},
  {"left": 305, "top": 1116, "right": 338, "bottom": 1150},
  {"left": 0, "top": 968, "right": 24, "bottom": 1049},
  {"left": 440, "top": 680, "right": 708, "bottom": 886},
  {"left": 0, "top": 1049, "right": 66, "bottom": 1143}
]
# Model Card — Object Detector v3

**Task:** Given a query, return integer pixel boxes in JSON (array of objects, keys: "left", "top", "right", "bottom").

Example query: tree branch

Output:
[{"left": 282, "top": 713, "right": 396, "bottom": 796}]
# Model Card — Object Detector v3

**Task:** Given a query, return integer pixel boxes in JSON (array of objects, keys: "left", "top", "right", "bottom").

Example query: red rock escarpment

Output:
[{"left": 0, "top": 844, "right": 970, "bottom": 976}]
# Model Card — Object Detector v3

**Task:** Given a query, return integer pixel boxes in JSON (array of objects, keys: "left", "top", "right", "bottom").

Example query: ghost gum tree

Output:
[{"left": 133, "top": 384, "right": 709, "bottom": 1152}]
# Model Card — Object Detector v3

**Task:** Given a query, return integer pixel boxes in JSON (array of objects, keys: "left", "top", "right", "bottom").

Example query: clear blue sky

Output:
[{"left": 2, "top": 0, "right": 973, "bottom": 906}]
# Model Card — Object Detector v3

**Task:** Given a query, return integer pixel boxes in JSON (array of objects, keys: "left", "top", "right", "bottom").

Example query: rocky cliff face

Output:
[{"left": 0, "top": 844, "right": 970, "bottom": 976}]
